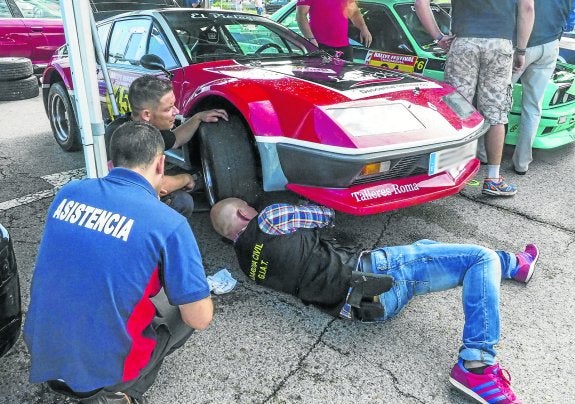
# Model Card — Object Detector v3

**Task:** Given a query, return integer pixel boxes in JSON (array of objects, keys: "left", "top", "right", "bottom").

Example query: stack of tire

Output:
[{"left": 0, "top": 57, "right": 40, "bottom": 102}]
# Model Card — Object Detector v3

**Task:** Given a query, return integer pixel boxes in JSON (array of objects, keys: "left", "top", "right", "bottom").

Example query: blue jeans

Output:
[
  {"left": 160, "top": 190, "right": 194, "bottom": 218},
  {"left": 368, "top": 240, "right": 517, "bottom": 365},
  {"left": 511, "top": 39, "right": 559, "bottom": 172}
]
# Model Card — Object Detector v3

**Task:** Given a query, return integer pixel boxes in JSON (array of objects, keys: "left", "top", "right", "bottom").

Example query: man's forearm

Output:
[
  {"left": 258, "top": 203, "right": 335, "bottom": 235},
  {"left": 349, "top": 6, "right": 367, "bottom": 31},
  {"left": 414, "top": 0, "right": 442, "bottom": 39},
  {"left": 516, "top": 0, "right": 534, "bottom": 49},
  {"left": 173, "top": 116, "right": 201, "bottom": 149},
  {"left": 161, "top": 173, "right": 194, "bottom": 194},
  {"left": 296, "top": 6, "right": 314, "bottom": 40}
]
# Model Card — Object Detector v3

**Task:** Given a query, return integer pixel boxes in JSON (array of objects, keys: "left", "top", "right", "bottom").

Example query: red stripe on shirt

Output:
[{"left": 122, "top": 267, "right": 162, "bottom": 382}]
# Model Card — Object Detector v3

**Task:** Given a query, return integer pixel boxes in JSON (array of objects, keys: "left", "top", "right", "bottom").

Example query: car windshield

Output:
[
  {"left": 395, "top": 3, "right": 451, "bottom": 51},
  {"left": 161, "top": 11, "right": 314, "bottom": 62},
  {"left": 13, "top": 0, "right": 60, "bottom": 18}
]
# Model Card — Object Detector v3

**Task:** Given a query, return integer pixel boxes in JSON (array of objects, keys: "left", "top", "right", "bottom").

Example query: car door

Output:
[
  {"left": 10, "top": 0, "right": 64, "bottom": 67},
  {"left": 98, "top": 16, "right": 189, "bottom": 167},
  {"left": 0, "top": 0, "right": 31, "bottom": 59},
  {"left": 98, "top": 17, "right": 180, "bottom": 119}
]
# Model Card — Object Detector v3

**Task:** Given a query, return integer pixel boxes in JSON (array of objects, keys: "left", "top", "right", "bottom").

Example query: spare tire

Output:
[
  {"left": 0, "top": 76, "right": 39, "bottom": 101},
  {"left": 0, "top": 57, "right": 34, "bottom": 81}
]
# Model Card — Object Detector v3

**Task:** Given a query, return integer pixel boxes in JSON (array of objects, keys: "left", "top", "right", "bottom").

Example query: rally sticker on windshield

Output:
[{"left": 364, "top": 51, "right": 428, "bottom": 74}]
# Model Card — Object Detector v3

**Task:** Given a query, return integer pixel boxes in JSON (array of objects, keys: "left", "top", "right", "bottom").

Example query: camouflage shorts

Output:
[{"left": 444, "top": 37, "right": 513, "bottom": 125}]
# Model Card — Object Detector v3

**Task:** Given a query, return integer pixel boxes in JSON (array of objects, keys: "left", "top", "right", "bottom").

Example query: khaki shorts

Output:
[{"left": 444, "top": 37, "right": 513, "bottom": 125}]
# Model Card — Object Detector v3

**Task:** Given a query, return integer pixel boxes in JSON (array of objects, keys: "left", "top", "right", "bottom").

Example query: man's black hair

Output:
[
  {"left": 128, "top": 75, "right": 173, "bottom": 118},
  {"left": 110, "top": 121, "right": 165, "bottom": 169}
]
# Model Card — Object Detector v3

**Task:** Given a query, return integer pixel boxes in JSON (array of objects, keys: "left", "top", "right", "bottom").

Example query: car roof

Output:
[
  {"left": 90, "top": 0, "right": 181, "bottom": 21},
  {"left": 102, "top": 7, "right": 271, "bottom": 22}
]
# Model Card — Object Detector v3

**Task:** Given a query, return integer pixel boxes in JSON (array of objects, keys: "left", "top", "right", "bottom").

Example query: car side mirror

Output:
[
  {"left": 398, "top": 43, "right": 413, "bottom": 53},
  {"left": 140, "top": 54, "right": 173, "bottom": 79}
]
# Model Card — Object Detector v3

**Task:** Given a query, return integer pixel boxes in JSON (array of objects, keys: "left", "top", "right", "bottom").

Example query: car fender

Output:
[
  {"left": 41, "top": 63, "right": 74, "bottom": 112},
  {"left": 180, "top": 78, "right": 285, "bottom": 137},
  {"left": 179, "top": 79, "right": 291, "bottom": 191}
]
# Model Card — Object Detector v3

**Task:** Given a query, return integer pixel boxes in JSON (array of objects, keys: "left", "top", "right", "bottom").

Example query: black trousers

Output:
[
  {"left": 48, "top": 290, "right": 193, "bottom": 401},
  {"left": 318, "top": 43, "right": 354, "bottom": 61}
]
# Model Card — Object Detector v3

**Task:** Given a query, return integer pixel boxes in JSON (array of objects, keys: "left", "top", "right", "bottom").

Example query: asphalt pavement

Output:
[{"left": 1, "top": 94, "right": 574, "bottom": 403}]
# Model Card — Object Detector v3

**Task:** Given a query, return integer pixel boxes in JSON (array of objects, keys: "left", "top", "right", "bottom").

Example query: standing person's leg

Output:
[
  {"left": 512, "top": 41, "right": 559, "bottom": 174},
  {"left": 444, "top": 38, "right": 486, "bottom": 161},
  {"left": 444, "top": 38, "right": 480, "bottom": 105},
  {"left": 476, "top": 38, "right": 516, "bottom": 196}
]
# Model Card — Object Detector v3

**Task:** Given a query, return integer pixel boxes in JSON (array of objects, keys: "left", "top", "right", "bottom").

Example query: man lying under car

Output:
[{"left": 210, "top": 197, "right": 539, "bottom": 404}]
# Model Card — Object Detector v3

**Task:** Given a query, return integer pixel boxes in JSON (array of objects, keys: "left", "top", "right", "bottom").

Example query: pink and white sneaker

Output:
[
  {"left": 450, "top": 359, "right": 522, "bottom": 404},
  {"left": 513, "top": 244, "right": 539, "bottom": 283}
]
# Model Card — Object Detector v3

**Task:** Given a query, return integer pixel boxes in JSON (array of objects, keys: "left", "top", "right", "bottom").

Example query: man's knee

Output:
[{"left": 161, "top": 190, "right": 194, "bottom": 217}]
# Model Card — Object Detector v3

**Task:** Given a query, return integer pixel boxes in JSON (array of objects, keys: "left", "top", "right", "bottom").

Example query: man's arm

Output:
[
  {"left": 513, "top": 0, "right": 534, "bottom": 72},
  {"left": 414, "top": 0, "right": 452, "bottom": 49},
  {"left": 172, "top": 109, "right": 228, "bottom": 149},
  {"left": 348, "top": 0, "right": 372, "bottom": 47},
  {"left": 179, "top": 296, "right": 213, "bottom": 330},
  {"left": 258, "top": 203, "right": 335, "bottom": 235},
  {"left": 159, "top": 173, "right": 195, "bottom": 197},
  {"left": 296, "top": 4, "right": 318, "bottom": 46}
]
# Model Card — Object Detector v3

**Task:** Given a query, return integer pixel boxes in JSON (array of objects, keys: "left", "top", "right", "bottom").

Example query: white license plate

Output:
[{"left": 428, "top": 140, "right": 477, "bottom": 175}]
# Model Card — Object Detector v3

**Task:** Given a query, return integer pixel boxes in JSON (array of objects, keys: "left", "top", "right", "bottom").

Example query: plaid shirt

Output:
[{"left": 257, "top": 203, "right": 335, "bottom": 235}]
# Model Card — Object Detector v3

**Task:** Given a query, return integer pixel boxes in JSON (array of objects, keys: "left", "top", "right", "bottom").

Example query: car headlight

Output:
[
  {"left": 551, "top": 89, "right": 561, "bottom": 105},
  {"left": 359, "top": 161, "right": 391, "bottom": 177},
  {"left": 441, "top": 91, "right": 475, "bottom": 119},
  {"left": 323, "top": 103, "right": 424, "bottom": 137}
]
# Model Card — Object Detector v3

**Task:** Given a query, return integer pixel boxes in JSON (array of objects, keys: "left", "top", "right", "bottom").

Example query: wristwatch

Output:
[{"left": 433, "top": 33, "right": 444, "bottom": 44}]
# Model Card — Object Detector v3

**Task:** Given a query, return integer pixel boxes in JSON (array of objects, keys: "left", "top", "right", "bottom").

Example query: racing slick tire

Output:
[
  {"left": 47, "top": 82, "right": 81, "bottom": 152},
  {"left": 0, "top": 75, "right": 39, "bottom": 101},
  {"left": 199, "top": 115, "right": 262, "bottom": 207},
  {"left": 0, "top": 57, "right": 33, "bottom": 81}
]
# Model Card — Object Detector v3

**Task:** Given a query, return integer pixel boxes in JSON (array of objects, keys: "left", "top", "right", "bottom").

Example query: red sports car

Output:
[{"left": 42, "top": 9, "right": 485, "bottom": 215}]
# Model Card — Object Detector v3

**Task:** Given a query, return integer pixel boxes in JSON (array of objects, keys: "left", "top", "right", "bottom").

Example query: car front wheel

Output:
[
  {"left": 199, "top": 115, "right": 262, "bottom": 207},
  {"left": 47, "top": 82, "right": 81, "bottom": 152}
]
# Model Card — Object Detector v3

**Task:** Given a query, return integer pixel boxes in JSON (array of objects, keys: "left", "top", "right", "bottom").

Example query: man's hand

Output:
[
  {"left": 173, "top": 109, "right": 228, "bottom": 148},
  {"left": 437, "top": 34, "right": 454, "bottom": 50},
  {"left": 159, "top": 173, "right": 195, "bottom": 197},
  {"left": 513, "top": 53, "right": 526, "bottom": 73},
  {"left": 194, "top": 109, "right": 228, "bottom": 124},
  {"left": 360, "top": 27, "right": 372, "bottom": 47}
]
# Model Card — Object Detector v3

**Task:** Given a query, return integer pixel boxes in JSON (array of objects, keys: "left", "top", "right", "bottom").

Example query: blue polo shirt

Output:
[
  {"left": 24, "top": 168, "right": 210, "bottom": 392},
  {"left": 528, "top": 0, "right": 570, "bottom": 47},
  {"left": 451, "top": 0, "right": 516, "bottom": 40}
]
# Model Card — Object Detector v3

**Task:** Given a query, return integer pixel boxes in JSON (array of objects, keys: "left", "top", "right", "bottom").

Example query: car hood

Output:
[
  {"left": 210, "top": 57, "right": 444, "bottom": 102},
  {"left": 199, "top": 57, "right": 484, "bottom": 151},
  {"left": 554, "top": 61, "right": 575, "bottom": 84}
]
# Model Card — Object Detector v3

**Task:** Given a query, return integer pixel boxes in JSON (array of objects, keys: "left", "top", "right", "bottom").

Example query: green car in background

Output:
[{"left": 272, "top": 0, "right": 575, "bottom": 149}]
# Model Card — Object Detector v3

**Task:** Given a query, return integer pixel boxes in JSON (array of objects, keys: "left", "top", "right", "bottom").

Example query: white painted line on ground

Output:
[{"left": 0, "top": 168, "right": 86, "bottom": 212}]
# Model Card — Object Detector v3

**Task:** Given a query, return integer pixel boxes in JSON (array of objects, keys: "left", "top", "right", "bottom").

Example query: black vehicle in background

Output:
[
  {"left": 0, "top": 223, "right": 21, "bottom": 357},
  {"left": 265, "top": 0, "right": 290, "bottom": 13}
]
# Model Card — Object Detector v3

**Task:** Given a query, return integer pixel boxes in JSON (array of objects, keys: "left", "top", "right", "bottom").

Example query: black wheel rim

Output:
[
  {"left": 49, "top": 93, "right": 71, "bottom": 144},
  {"left": 200, "top": 143, "right": 217, "bottom": 206}
]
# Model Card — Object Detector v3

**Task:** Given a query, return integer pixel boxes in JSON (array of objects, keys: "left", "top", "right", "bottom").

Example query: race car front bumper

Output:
[{"left": 286, "top": 158, "right": 480, "bottom": 215}]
